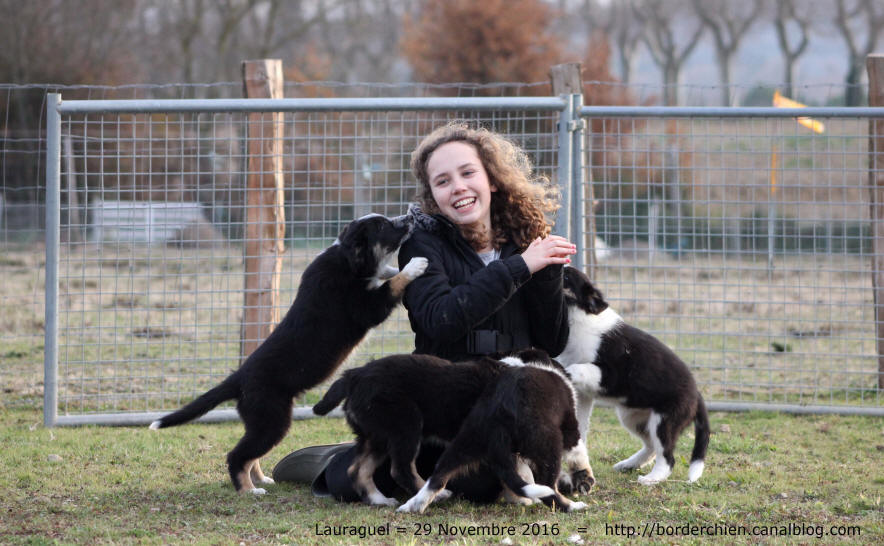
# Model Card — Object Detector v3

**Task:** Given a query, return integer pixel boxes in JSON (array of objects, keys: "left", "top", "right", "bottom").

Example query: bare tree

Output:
[
  {"left": 140, "top": 0, "right": 342, "bottom": 92},
  {"left": 140, "top": 0, "right": 239, "bottom": 89},
  {"left": 0, "top": 0, "right": 143, "bottom": 200},
  {"left": 693, "top": 0, "right": 763, "bottom": 106},
  {"left": 579, "top": 0, "right": 644, "bottom": 85},
  {"left": 246, "top": 0, "right": 350, "bottom": 62},
  {"left": 834, "top": 0, "right": 884, "bottom": 106},
  {"left": 156, "top": 0, "right": 211, "bottom": 87},
  {"left": 315, "top": 0, "right": 414, "bottom": 82},
  {"left": 772, "top": 0, "right": 812, "bottom": 99},
  {"left": 632, "top": 0, "right": 704, "bottom": 106},
  {"left": 0, "top": 0, "right": 142, "bottom": 85}
]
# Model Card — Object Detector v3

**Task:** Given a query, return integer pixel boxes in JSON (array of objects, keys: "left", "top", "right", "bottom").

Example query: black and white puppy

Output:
[
  {"left": 149, "top": 214, "right": 427, "bottom": 494},
  {"left": 558, "top": 267, "right": 710, "bottom": 485},
  {"left": 313, "top": 349, "right": 591, "bottom": 512}
]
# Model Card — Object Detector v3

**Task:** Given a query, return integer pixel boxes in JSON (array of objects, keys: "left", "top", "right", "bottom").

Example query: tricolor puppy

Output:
[
  {"left": 149, "top": 214, "right": 427, "bottom": 494},
  {"left": 558, "top": 267, "right": 710, "bottom": 485},
  {"left": 313, "top": 349, "right": 591, "bottom": 512}
]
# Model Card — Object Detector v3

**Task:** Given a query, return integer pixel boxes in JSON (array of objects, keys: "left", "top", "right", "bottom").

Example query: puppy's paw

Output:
[
  {"left": 571, "top": 469, "right": 595, "bottom": 495},
  {"left": 567, "top": 501, "right": 587, "bottom": 512},
  {"left": 637, "top": 474, "right": 663, "bottom": 486},
  {"left": 521, "top": 483, "right": 555, "bottom": 500},
  {"left": 402, "top": 257, "right": 428, "bottom": 280},
  {"left": 396, "top": 498, "right": 427, "bottom": 513},
  {"left": 613, "top": 461, "right": 636, "bottom": 472},
  {"left": 256, "top": 476, "right": 275, "bottom": 485},
  {"left": 248, "top": 487, "right": 267, "bottom": 495},
  {"left": 375, "top": 497, "right": 399, "bottom": 507},
  {"left": 366, "top": 492, "right": 399, "bottom": 506}
]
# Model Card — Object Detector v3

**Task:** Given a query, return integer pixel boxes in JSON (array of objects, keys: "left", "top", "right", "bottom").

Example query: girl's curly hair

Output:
[{"left": 411, "top": 122, "right": 560, "bottom": 251}]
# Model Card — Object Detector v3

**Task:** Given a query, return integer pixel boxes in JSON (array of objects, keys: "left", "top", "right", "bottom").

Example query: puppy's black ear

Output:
[
  {"left": 583, "top": 282, "right": 607, "bottom": 314},
  {"left": 564, "top": 266, "right": 608, "bottom": 314},
  {"left": 339, "top": 219, "right": 370, "bottom": 274},
  {"left": 338, "top": 218, "right": 364, "bottom": 243},
  {"left": 337, "top": 222, "right": 351, "bottom": 241}
]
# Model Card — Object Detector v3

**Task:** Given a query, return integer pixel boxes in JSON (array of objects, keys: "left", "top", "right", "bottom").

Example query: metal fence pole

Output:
[
  {"left": 44, "top": 93, "right": 61, "bottom": 427},
  {"left": 570, "top": 93, "right": 586, "bottom": 271},
  {"left": 554, "top": 98, "right": 573, "bottom": 239},
  {"left": 867, "top": 53, "right": 884, "bottom": 390}
]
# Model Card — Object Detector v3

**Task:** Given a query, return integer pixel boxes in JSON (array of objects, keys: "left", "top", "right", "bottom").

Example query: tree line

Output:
[{"left": 1, "top": 0, "right": 881, "bottom": 105}]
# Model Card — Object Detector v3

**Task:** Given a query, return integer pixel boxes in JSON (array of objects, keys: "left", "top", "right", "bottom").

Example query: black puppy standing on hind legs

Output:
[
  {"left": 557, "top": 266, "right": 710, "bottom": 485},
  {"left": 148, "top": 214, "right": 428, "bottom": 494}
]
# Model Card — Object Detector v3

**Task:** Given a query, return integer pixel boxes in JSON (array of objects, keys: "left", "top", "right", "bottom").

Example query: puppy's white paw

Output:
[
  {"left": 366, "top": 491, "right": 398, "bottom": 506},
  {"left": 613, "top": 461, "right": 636, "bottom": 472},
  {"left": 257, "top": 477, "right": 275, "bottom": 485},
  {"left": 637, "top": 475, "right": 662, "bottom": 486},
  {"left": 248, "top": 487, "right": 267, "bottom": 495},
  {"left": 402, "top": 257, "right": 428, "bottom": 280},
  {"left": 568, "top": 501, "right": 587, "bottom": 512},
  {"left": 396, "top": 498, "right": 426, "bottom": 513},
  {"left": 522, "top": 483, "right": 555, "bottom": 500},
  {"left": 375, "top": 496, "right": 399, "bottom": 507}
]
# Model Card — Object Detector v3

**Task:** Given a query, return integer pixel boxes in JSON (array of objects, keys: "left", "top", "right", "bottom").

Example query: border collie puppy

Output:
[
  {"left": 557, "top": 267, "right": 710, "bottom": 485},
  {"left": 313, "top": 349, "right": 591, "bottom": 512},
  {"left": 149, "top": 214, "right": 427, "bottom": 494}
]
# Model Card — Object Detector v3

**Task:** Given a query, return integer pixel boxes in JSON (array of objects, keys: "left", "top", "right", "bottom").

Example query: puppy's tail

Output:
[
  {"left": 149, "top": 371, "right": 241, "bottom": 430},
  {"left": 688, "top": 394, "right": 710, "bottom": 482},
  {"left": 313, "top": 373, "right": 351, "bottom": 416}
]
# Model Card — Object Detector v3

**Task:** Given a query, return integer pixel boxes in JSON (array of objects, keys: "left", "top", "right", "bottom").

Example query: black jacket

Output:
[{"left": 398, "top": 205, "right": 569, "bottom": 361}]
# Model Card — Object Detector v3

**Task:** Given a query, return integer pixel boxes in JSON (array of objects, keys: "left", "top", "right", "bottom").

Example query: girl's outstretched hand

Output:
[{"left": 520, "top": 235, "right": 576, "bottom": 274}]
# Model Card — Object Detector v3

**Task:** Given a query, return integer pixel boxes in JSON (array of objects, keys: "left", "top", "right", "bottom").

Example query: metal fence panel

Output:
[
  {"left": 581, "top": 106, "right": 884, "bottom": 414},
  {"left": 44, "top": 97, "right": 884, "bottom": 425},
  {"left": 45, "top": 96, "right": 566, "bottom": 425}
]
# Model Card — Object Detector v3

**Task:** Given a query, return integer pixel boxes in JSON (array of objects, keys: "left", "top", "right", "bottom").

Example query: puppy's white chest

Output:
[{"left": 558, "top": 307, "right": 622, "bottom": 366}]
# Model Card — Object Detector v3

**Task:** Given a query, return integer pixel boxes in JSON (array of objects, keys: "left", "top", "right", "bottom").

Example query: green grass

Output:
[{"left": 1, "top": 406, "right": 880, "bottom": 545}]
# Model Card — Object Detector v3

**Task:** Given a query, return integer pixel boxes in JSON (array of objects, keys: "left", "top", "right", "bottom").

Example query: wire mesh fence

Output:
[
  {"left": 0, "top": 81, "right": 549, "bottom": 406},
  {"left": 0, "top": 82, "right": 559, "bottom": 410},
  {"left": 582, "top": 107, "right": 882, "bottom": 413},
  {"left": 44, "top": 96, "right": 565, "bottom": 424}
]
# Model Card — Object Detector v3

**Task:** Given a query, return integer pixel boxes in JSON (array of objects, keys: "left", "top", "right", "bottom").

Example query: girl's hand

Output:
[{"left": 520, "top": 236, "right": 576, "bottom": 274}]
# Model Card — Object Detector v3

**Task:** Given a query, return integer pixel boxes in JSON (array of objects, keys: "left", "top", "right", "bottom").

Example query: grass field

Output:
[{"left": 1, "top": 405, "right": 881, "bottom": 545}]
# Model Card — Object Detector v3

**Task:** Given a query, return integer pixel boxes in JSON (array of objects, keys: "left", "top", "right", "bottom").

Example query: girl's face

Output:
[{"left": 425, "top": 141, "right": 496, "bottom": 230}]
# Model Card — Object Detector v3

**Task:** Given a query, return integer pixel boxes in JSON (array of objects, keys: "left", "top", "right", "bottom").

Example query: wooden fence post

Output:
[
  {"left": 867, "top": 53, "right": 884, "bottom": 389},
  {"left": 550, "top": 62, "right": 582, "bottom": 95},
  {"left": 240, "top": 59, "right": 285, "bottom": 360}
]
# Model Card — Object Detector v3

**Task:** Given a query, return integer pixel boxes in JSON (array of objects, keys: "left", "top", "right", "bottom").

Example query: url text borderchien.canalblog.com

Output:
[{"left": 312, "top": 520, "right": 863, "bottom": 540}]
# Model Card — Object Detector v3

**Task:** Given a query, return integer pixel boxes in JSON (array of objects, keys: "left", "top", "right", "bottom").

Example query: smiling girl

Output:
[{"left": 401, "top": 122, "right": 576, "bottom": 360}]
